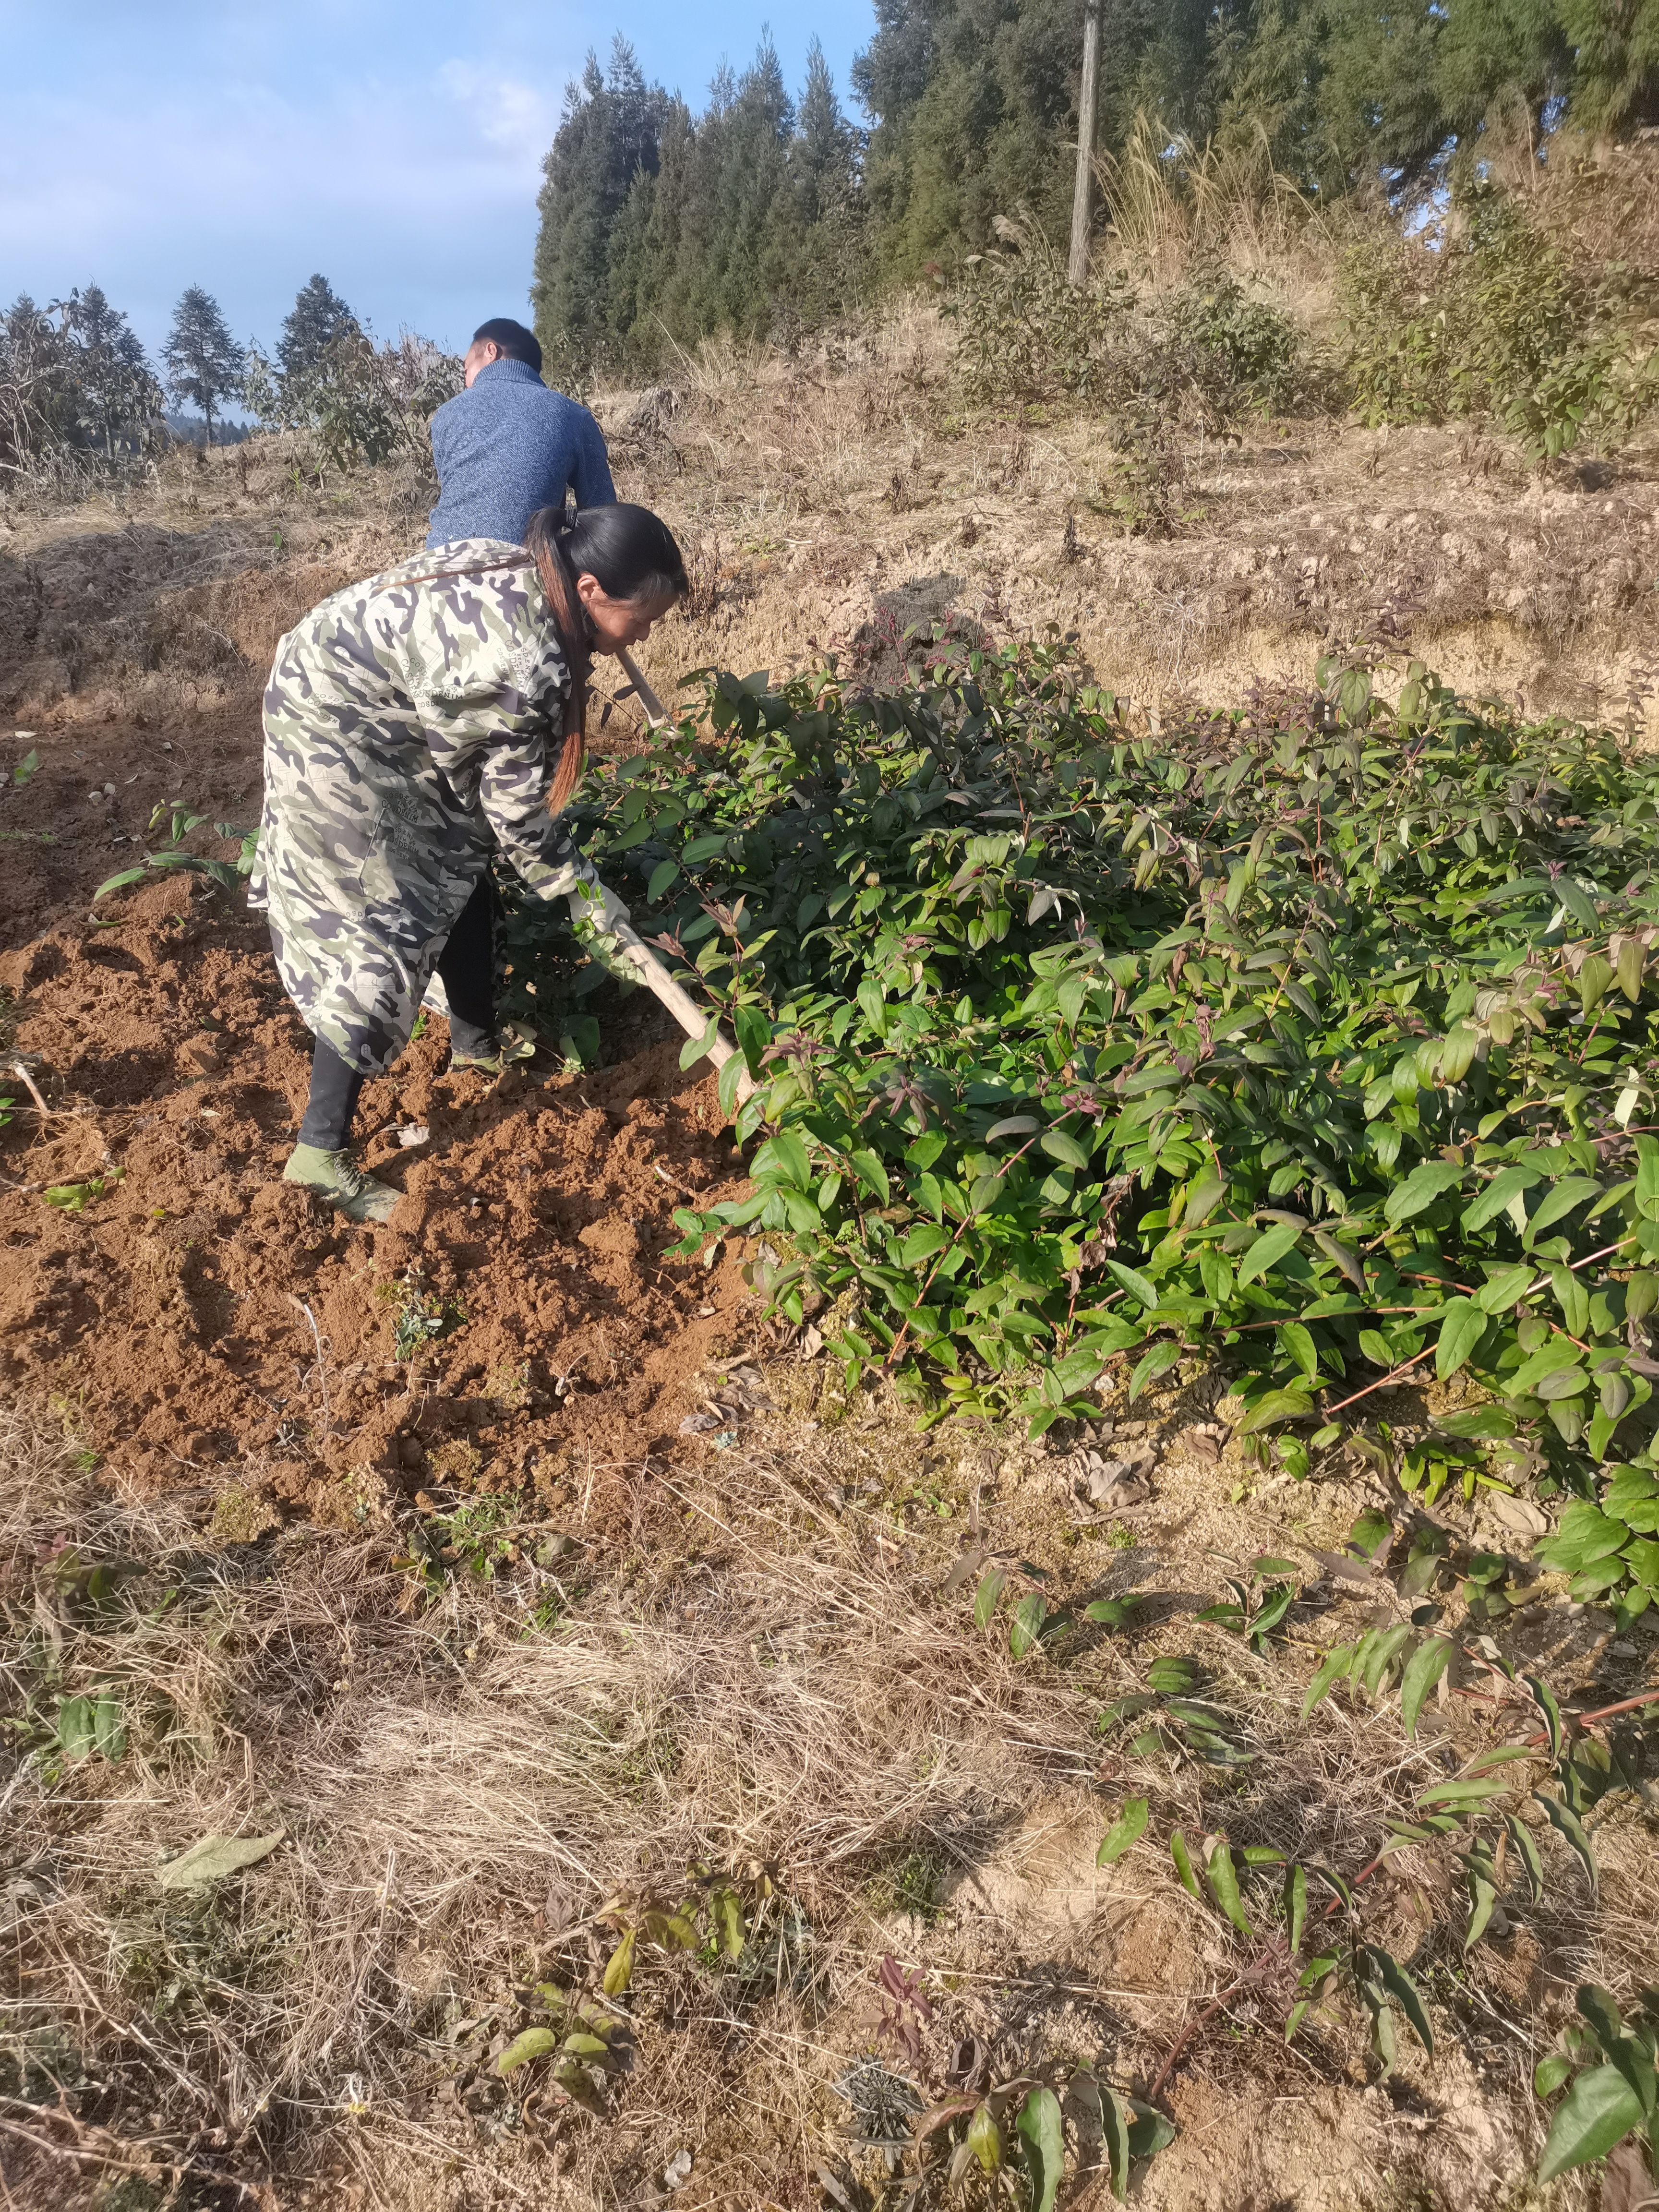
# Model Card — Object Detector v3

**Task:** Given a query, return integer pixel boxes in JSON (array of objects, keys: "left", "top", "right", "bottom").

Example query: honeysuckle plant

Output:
[{"left": 545, "top": 634, "right": 1659, "bottom": 1619}]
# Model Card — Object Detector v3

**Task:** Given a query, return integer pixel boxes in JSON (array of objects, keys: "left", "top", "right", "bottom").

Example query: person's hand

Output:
[
  {"left": 566, "top": 873, "right": 630, "bottom": 933},
  {"left": 565, "top": 870, "right": 635, "bottom": 980}
]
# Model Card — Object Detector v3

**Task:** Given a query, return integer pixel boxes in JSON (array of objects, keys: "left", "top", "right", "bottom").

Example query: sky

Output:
[{"left": 0, "top": 0, "right": 875, "bottom": 369}]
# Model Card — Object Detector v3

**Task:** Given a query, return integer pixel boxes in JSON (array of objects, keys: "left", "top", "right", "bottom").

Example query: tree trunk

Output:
[{"left": 1068, "top": 0, "right": 1103, "bottom": 289}]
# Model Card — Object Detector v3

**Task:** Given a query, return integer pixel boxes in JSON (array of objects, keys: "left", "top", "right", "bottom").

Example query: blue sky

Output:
[{"left": 0, "top": 0, "right": 874, "bottom": 365}]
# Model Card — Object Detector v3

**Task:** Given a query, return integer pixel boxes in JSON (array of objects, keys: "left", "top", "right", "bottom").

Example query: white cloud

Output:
[
  {"left": 0, "top": 14, "right": 580, "bottom": 354},
  {"left": 436, "top": 60, "right": 556, "bottom": 162}
]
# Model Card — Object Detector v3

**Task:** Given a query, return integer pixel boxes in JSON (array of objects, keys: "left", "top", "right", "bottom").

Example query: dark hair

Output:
[
  {"left": 471, "top": 317, "right": 542, "bottom": 374},
  {"left": 523, "top": 503, "right": 689, "bottom": 811}
]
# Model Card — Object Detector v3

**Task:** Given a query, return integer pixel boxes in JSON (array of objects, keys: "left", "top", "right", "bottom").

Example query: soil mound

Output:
[{"left": 0, "top": 877, "right": 750, "bottom": 1515}]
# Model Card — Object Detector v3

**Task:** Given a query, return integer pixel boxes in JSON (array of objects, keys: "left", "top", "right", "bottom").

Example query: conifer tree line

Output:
[
  {"left": 531, "top": 0, "right": 1659, "bottom": 384},
  {"left": 1, "top": 272, "right": 457, "bottom": 481}
]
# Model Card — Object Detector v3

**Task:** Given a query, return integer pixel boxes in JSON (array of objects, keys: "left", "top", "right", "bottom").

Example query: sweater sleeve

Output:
[{"left": 572, "top": 409, "right": 617, "bottom": 508}]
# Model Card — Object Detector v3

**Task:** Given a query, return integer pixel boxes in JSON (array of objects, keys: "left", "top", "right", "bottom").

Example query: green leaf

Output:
[
  {"left": 1183, "top": 1166, "right": 1226, "bottom": 1226},
  {"left": 601, "top": 1927, "right": 636, "bottom": 1996},
  {"left": 1083, "top": 1594, "right": 1143, "bottom": 1630},
  {"left": 1527, "top": 1177, "right": 1604, "bottom": 1238},
  {"left": 1280, "top": 1320, "right": 1319, "bottom": 1380},
  {"left": 1384, "top": 1158, "right": 1463, "bottom": 1226},
  {"left": 1434, "top": 1298, "right": 1488, "bottom": 1380},
  {"left": 1097, "top": 1797, "right": 1149, "bottom": 1866},
  {"left": 1463, "top": 1164, "right": 1540, "bottom": 1233},
  {"left": 497, "top": 2027, "right": 559, "bottom": 2075},
  {"left": 733, "top": 1003, "right": 770, "bottom": 1080},
  {"left": 716, "top": 1050, "right": 747, "bottom": 1118},
  {"left": 1301, "top": 1640, "right": 1357, "bottom": 1718},
  {"left": 966, "top": 2102, "right": 1002, "bottom": 2174},
  {"left": 1015, "top": 2086, "right": 1065, "bottom": 2212},
  {"left": 1534, "top": 2054, "right": 1573, "bottom": 2099},
  {"left": 1347, "top": 1506, "right": 1392, "bottom": 1558},
  {"left": 92, "top": 866, "right": 150, "bottom": 901},
  {"left": 1474, "top": 1264, "right": 1536, "bottom": 1315},
  {"left": 1169, "top": 1828, "right": 1202, "bottom": 1899},
  {"left": 1461, "top": 1846, "right": 1498, "bottom": 1948},
  {"left": 1235, "top": 1386, "right": 1313, "bottom": 1434},
  {"left": 1237, "top": 1220, "right": 1301, "bottom": 1284},
  {"left": 1576, "top": 1984, "right": 1626, "bottom": 2056},
  {"left": 646, "top": 858, "right": 680, "bottom": 903},
  {"left": 1526, "top": 1674, "right": 1563, "bottom": 1763},
  {"left": 1504, "top": 1812, "right": 1545, "bottom": 1905},
  {"left": 56, "top": 1695, "right": 95, "bottom": 1760},
  {"left": 1416, "top": 1777, "right": 1512, "bottom": 1809},
  {"left": 752, "top": 1130, "right": 811, "bottom": 1189},
  {"left": 1284, "top": 1862, "right": 1307, "bottom": 1954},
  {"left": 1104, "top": 1256, "right": 1159, "bottom": 1310},
  {"left": 1537, "top": 1791, "right": 1599, "bottom": 1899},
  {"left": 1128, "top": 1339, "right": 1180, "bottom": 1401},
  {"left": 716, "top": 1887, "right": 746, "bottom": 1959},
  {"left": 1099, "top": 2085, "right": 1131, "bottom": 2202},
  {"left": 973, "top": 1568, "right": 1006, "bottom": 1630},
  {"left": 848, "top": 1147, "right": 890, "bottom": 1202},
  {"left": 1008, "top": 1591, "right": 1048, "bottom": 1659},
  {"left": 1204, "top": 1840, "right": 1251, "bottom": 1936},
  {"left": 1126, "top": 2101, "right": 1177, "bottom": 2161},
  {"left": 679, "top": 1017, "right": 719, "bottom": 1070},
  {"left": 1366, "top": 1945, "right": 1434, "bottom": 2058},
  {"left": 1537, "top": 2063, "right": 1646, "bottom": 2183},
  {"left": 1041, "top": 1127, "right": 1092, "bottom": 1170},
  {"left": 1399, "top": 1636, "right": 1453, "bottom": 1738}
]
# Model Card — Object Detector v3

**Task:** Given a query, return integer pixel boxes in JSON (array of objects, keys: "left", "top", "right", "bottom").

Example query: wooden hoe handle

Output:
[{"left": 602, "top": 651, "right": 755, "bottom": 1105}]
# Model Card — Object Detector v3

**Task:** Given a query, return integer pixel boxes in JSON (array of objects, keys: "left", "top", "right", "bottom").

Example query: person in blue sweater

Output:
[{"left": 425, "top": 318, "right": 615, "bottom": 550}]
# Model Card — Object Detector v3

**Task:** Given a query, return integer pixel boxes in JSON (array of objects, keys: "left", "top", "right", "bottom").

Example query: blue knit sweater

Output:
[{"left": 424, "top": 359, "right": 616, "bottom": 549}]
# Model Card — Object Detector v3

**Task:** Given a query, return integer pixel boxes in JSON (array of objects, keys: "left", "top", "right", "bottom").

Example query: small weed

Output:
[
  {"left": 379, "top": 1272, "right": 464, "bottom": 1361},
  {"left": 94, "top": 801, "right": 258, "bottom": 905},
  {"left": 864, "top": 1847, "right": 951, "bottom": 1923}
]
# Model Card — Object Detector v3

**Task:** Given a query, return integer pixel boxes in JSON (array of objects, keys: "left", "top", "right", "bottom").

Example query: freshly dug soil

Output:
[
  {"left": 0, "top": 875, "right": 752, "bottom": 1515},
  {"left": 0, "top": 700, "right": 266, "bottom": 946}
]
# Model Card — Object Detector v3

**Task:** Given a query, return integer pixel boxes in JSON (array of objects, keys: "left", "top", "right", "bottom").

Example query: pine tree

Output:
[
  {"left": 532, "top": 39, "right": 670, "bottom": 386},
  {"left": 56, "top": 286, "right": 162, "bottom": 455},
  {"left": 1557, "top": 0, "right": 1659, "bottom": 137},
  {"left": 163, "top": 286, "right": 243, "bottom": 445},
  {"left": 276, "top": 275, "right": 359, "bottom": 382}
]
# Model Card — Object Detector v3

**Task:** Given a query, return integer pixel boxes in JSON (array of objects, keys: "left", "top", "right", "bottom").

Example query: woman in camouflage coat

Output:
[{"left": 252, "top": 502, "right": 686, "bottom": 1221}]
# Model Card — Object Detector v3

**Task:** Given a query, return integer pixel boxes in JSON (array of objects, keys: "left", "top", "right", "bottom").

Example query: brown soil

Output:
[
  {"left": 0, "top": 698, "right": 266, "bottom": 943},
  {"left": 0, "top": 874, "right": 751, "bottom": 1512}
]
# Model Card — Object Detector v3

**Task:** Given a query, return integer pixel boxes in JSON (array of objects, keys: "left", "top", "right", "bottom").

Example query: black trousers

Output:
[{"left": 296, "top": 878, "right": 498, "bottom": 1151}]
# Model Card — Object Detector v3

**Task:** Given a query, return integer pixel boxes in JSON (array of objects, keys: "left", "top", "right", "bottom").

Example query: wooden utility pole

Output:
[{"left": 1068, "top": 0, "right": 1102, "bottom": 286}]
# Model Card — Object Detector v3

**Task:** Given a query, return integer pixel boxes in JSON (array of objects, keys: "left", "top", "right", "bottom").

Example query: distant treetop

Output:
[
  {"left": 529, "top": 0, "right": 1659, "bottom": 383},
  {"left": 276, "top": 274, "right": 360, "bottom": 382}
]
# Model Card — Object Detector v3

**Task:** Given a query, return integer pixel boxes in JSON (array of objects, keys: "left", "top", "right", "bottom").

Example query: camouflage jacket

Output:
[{"left": 250, "top": 539, "right": 585, "bottom": 1074}]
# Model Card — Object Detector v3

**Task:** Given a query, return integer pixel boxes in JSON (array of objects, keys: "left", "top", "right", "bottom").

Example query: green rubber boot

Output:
[
  {"left": 449, "top": 1023, "right": 537, "bottom": 1078},
  {"left": 282, "top": 1144, "right": 400, "bottom": 1224}
]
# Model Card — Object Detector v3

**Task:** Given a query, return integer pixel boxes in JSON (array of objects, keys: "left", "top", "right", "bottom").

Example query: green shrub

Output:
[
  {"left": 949, "top": 226, "right": 1301, "bottom": 429},
  {"left": 949, "top": 228, "right": 1133, "bottom": 408},
  {"left": 562, "top": 641, "right": 1659, "bottom": 1630},
  {"left": 1159, "top": 275, "right": 1300, "bottom": 418},
  {"left": 1343, "top": 187, "right": 1659, "bottom": 461}
]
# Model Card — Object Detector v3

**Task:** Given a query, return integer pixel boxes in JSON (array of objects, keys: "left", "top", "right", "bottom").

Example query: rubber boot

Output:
[
  {"left": 449, "top": 1023, "right": 537, "bottom": 1078},
  {"left": 282, "top": 1143, "right": 400, "bottom": 1224}
]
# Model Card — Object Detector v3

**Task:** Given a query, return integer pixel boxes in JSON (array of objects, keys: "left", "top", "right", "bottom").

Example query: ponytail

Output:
[
  {"left": 524, "top": 509, "right": 593, "bottom": 814},
  {"left": 524, "top": 502, "right": 688, "bottom": 816}
]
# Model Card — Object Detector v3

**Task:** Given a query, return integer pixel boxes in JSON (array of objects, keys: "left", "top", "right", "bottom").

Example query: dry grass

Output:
[
  {"left": 4, "top": 256, "right": 1658, "bottom": 757},
  {"left": 3, "top": 1362, "right": 1654, "bottom": 2208}
]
